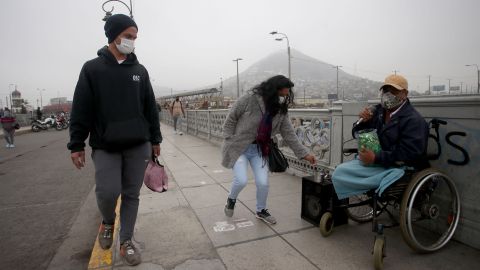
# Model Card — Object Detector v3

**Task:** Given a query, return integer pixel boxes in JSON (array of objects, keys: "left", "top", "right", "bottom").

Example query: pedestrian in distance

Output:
[
  {"left": 1, "top": 108, "right": 18, "bottom": 148},
  {"left": 170, "top": 96, "right": 185, "bottom": 135}
]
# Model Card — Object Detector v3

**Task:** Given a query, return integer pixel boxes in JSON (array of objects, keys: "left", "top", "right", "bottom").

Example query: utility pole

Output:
[
  {"left": 333, "top": 66, "right": 342, "bottom": 100},
  {"left": 428, "top": 75, "right": 431, "bottom": 95},
  {"left": 304, "top": 86, "right": 306, "bottom": 107},
  {"left": 465, "top": 64, "right": 479, "bottom": 94},
  {"left": 460, "top": 82, "right": 463, "bottom": 93},
  {"left": 447, "top": 79, "right": 452, "bottom": 94},
  {"left": 233, "top": 58, "right": 243, "bottom": 98},
  {"left": 37, "top": 88, "right": 45, "bottom": 109}
]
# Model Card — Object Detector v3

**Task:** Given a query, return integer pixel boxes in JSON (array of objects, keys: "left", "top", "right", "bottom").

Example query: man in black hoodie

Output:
[{"left": 68, "top": 14, "right": 161, "bottom": 266}]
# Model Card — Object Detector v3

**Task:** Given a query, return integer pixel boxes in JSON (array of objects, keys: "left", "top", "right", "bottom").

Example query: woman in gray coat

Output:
[{"left": 221, "top": 75, "right": 316, "bottom": 224}]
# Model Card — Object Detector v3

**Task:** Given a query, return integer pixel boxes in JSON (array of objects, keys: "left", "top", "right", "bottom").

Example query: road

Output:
[{"left": 0, "top": 129, "right": 99, "bottom": 270}]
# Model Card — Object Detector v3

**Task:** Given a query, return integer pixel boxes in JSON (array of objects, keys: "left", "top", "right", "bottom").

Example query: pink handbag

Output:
[{"left": 143, "top": 157, "right": 168, "bottom": 192}]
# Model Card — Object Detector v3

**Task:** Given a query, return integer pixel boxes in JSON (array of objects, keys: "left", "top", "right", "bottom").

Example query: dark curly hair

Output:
[{"left": 251, "top": 75, "right": 294, "bottom": 116}]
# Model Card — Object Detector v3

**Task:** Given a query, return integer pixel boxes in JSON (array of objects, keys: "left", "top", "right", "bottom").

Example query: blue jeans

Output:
[{"left": 229, "top": 144, "right": 269, "bottom": 212}]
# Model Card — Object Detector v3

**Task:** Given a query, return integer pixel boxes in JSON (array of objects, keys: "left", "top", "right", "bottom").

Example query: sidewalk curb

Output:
[
  {"left": 0, "top": 128, "right": 32, "bottom": 138},
  {"left": 87, "top": 198, "right": 121, "bottom": 270}
]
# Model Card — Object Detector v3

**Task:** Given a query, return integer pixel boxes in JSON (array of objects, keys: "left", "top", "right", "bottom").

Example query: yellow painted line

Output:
[{"left": 88, "top": 198, "right": 121, "bottom": 270}]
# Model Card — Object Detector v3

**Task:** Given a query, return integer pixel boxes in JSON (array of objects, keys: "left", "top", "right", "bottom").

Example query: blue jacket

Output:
[{"left": 353, "top": 100, "right": 429, "bottom": 169}]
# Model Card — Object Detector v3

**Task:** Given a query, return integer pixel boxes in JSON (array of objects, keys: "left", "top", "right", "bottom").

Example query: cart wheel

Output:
[
  {"left": 319, "top": 212, "right": 334, "bottom": 237},
  {"left": 373, "top": 237, "right": 385, "bottom": 270}
]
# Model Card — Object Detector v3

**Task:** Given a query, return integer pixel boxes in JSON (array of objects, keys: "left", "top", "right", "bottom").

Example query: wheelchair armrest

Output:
[{"left": 343, "top": 148, "right": 358, "bottom": 154}]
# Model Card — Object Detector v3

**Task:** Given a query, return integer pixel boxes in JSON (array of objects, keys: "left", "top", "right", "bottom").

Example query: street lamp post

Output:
[
  {"left": 101, "top": 0, "right": 133, "bottom": 21},
  {"left": 37, "top": 88, "right": 45, "bottom": 109},
  {"left": 465, "top": 64, "right": 480, "bottom": 94},
  {"left": 233, "top": 58, "right": 243, "bottom": 98},
  {"left": 270, "top": 31, "right": 291, "bottom": 80},
  {"left": 333, "top": 66, "right": 343, "bottom": 100}
]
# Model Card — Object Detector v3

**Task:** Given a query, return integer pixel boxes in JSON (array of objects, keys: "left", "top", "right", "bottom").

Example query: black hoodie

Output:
[{"left": 68, "top": 46, "right": 161, "bottom": 153}]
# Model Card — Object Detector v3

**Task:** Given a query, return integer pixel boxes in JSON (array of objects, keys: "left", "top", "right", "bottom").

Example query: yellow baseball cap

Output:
[{"left": 380, "top": 74, "right": 408, "bottom": 91}]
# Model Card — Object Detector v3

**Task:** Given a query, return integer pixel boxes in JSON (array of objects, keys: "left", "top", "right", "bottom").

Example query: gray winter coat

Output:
[{"left": 221, "top": 92, "right": 309, "bottom": 168}]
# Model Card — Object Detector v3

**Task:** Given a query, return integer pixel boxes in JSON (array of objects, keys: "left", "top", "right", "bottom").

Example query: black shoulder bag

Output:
[{"left": 268, "top": 139, "right": 289, "bottom": 172}]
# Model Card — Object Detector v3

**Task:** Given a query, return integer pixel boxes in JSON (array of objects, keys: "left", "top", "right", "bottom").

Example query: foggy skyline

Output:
[{"left": 1, "top": 0, "right": 479, "bottom": 106}]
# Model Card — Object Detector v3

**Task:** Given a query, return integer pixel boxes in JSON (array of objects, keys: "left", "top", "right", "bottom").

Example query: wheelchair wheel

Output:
[
  {"left": 319, "top": 212, "right": 334, "bottom": 237},
  {"left": 345, "top": 194, "right": 374, "bottom": 223},
  {"left": 400, "top": 168, "right": 461, "bottom": 253},
  {"left": 373, "top": 237, "right": 385, "bottom": 270}
]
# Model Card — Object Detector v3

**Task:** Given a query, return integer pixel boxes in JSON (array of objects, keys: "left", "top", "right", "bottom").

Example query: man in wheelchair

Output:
[{"left": 332, "top": 74, "right": 429, "bottom": 200}]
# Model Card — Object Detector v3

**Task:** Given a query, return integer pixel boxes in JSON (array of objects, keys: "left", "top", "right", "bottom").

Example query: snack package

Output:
[{"left": 357, "top": 129, "right": 381, "bottom": 154}]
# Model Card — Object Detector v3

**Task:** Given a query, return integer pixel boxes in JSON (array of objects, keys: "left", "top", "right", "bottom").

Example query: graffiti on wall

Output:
[
  {"left": 276, "top": 116, "right": 331, "bottom": 163},
  {"left": 428, "top": 119, "right": 471, "bottom": 166}
]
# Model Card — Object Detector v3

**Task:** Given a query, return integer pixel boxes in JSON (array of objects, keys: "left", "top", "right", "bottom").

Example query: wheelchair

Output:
[{"left": 317, "top": 118, "right": 461, "bottom": 270}]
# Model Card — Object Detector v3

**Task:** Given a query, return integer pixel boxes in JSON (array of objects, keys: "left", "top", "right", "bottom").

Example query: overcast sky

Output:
[{"left": 1, "top": 0, "right": 479, "bottom": 106}]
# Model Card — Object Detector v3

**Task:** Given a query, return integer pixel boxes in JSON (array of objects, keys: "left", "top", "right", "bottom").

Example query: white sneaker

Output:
[
  {"left": 5, "top": 144, "right": 10, "bottom": 148},
  {"left": 10, "top": 144, "right": 15, "bottom": 148},
  {"left": 179, "top": 131, "right": 183, "bottom": 135}
]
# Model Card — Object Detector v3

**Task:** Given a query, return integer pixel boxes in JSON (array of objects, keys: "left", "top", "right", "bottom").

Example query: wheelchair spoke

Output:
[{"left": 402, "top": 171, "right": 461, "bottom": 253}]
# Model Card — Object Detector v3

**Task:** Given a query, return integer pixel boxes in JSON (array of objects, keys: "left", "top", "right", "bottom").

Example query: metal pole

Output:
[
  {"left": 233, "top": 58, "right": 242, "bottom": 98},
  {"left": 236, "top": 60, "right": 239, "bottom": 98},
  {"left": 477, "top": 69, "right": 479, "bottom": 94},
  {"left": 447, "top": 79, "right": 452, "bottom": 94},
  {"left": 304, "top": 87, "right": 306, "bottom": 107},
  {"left": 334, "top": 66, "right": 342, "bottom": 99},
  {"left": 270, "top": 32, "right": 291, "bottom": 80},
  {"left": 428, "top": 75, "right": 431, "bottom": 95},
  {"left": 287, "top": 45, "right": 291, "bottom": 80}
]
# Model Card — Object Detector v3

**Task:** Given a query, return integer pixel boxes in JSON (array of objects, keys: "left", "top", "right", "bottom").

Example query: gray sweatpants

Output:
[
  {"left": 3, "top": 128, "right": 15, "bottom": 145},
  {"left": 92, "top": 142, "right": 151, "bottom": 243}
]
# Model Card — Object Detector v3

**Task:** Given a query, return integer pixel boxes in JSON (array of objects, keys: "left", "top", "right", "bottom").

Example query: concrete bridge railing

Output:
[{"left": 160, "top": 95, "right": 480, "bottom": 249}]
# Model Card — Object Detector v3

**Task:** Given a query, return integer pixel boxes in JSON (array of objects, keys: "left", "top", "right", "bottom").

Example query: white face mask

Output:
[
  {"left": 279, "top": 96, "right": 286, "bottom": 103},
  {"left": 115, "top": 38, "right": 135, "bottom": 55}
]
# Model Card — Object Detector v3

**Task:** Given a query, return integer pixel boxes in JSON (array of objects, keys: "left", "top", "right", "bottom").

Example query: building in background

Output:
[{"left": 42, "top": 97, "right": 72, "bottom": 114}]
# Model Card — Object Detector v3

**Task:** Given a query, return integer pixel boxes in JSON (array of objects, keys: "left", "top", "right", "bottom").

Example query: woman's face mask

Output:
[
  {"left": 115, "top": 38, "right": 135, "bottom": 55},
  {"left": 381, "top": 91, "right": 403, "bottom": 110}
]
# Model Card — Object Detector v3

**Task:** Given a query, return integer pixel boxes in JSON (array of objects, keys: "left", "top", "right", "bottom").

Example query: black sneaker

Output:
[
  {"left": 256, "top": 209, "right": 277, "bottom": 224},
  {"left": 224, "top": 198, "right": 236, "bottom": 217},
  {"left": 98, "top": 222, "right": 114, "bottom": 250},
  {"left": 120, "top": 239, "right": 142, "bottom": 266}
]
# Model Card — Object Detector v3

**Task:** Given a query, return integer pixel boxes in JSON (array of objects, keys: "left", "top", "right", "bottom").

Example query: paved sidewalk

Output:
[{"left": 102, "top": 124, "right": 479, "bottom": 270}]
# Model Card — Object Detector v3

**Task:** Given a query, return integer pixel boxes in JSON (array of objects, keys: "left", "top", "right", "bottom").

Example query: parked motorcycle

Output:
[
  {"left": 56, "top": 113, "right": 69, "bottom": 129},
  {"left": 31, "top": 115, "right": 58, "bottom": 132}
]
